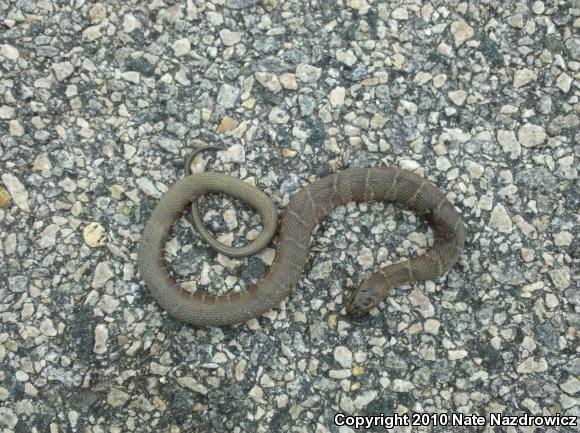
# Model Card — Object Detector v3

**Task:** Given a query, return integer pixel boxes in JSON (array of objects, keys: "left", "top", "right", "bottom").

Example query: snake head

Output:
[{"left": 346, "top": 276, "right": 385, "bottom": 317}]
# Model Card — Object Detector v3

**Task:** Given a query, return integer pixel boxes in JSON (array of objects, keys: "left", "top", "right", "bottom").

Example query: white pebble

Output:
[
  {"left": 94, "top": 324, "right": 109, "bottom": 354},
  {"left": 334, "top": 346, "right": 353, "bottom": 368}
]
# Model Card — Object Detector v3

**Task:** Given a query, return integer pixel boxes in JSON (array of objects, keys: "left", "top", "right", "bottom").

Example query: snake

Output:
[{"left": 138, "top": 156, "right": 466, "bottom": 327}]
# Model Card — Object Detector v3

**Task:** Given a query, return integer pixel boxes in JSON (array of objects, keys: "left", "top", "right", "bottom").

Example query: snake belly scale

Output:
[{"left": 138, "top": 167, "right": 466, "bottom": 327}]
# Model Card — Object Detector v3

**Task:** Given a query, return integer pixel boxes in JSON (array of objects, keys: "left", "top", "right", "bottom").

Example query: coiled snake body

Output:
[{"left": 138, "top": 166, "right": 465, "bottom": 326}]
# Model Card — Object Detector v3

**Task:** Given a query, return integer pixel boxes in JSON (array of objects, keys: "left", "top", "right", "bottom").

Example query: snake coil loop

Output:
[{"left": 183, "top": 146, "right": 278, "bottom": 258}]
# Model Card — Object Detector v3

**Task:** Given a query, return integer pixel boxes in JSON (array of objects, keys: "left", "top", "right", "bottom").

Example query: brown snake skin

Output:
[{"left": 138, "top": 167, "right": 466, "bottom": 326}]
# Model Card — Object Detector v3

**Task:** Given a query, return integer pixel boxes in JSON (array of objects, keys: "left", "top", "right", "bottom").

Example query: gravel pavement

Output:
[{"left": 0, "top": 1, "right": 578, "bottom": 432}]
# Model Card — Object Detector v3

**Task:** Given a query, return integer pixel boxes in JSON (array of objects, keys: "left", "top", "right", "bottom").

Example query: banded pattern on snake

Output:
[{"left": 138, "top": 167, "right": 465, "bottom": 327}]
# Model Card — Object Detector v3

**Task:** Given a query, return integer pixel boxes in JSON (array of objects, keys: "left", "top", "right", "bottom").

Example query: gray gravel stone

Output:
[
  {"left": 0, "top": 44, "right": 19, "bottom": 60},
  {"left": 8, "top": 275, "right": 28, "bottom": 293},
  {"left": 217, "top": 83, "right": 240, "bottom": 108},
  {"left": 296, "top": 63, "right": 322, "bottom": 83},
  {"left": 1, "top": 173, "right": 29, "bottom": 211}
]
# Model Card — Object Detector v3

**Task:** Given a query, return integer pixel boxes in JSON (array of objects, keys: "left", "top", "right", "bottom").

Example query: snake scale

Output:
[{"left": 138, "top": 166, "right": 465, "bottom": 327}]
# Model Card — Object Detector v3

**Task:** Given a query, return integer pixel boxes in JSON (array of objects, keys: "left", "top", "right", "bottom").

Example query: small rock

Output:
[
  {"left": 334, "top": 346, "right": 353, "bottom": 368},
  {"left": 136, "top": 177, "right": 160, "bottom": 198},
  {"left": 207, "top": 11, "right": 223, "bottom": 26},
  {"left": 512, "top": 215, "right": 537, "bottom": 239},
  {"left": 150, "top": 362, "right": 171, "bottom": 375},
  {"left": 98, "top": 294, "right": 120, "bottom": 315},
  {"left": 282, "top": 148, "right": 297, "bottom": 157},
  {"left": 122, "top": 14, "right": 140, "bottom": 33},
  {"left": 450, "top": 20, "right": 474, "bottom": 46},
  {"left": 92, "top": 262, "right": 114, "bottom": 289},
  {"left": 336, "top": 49, "right": 357, "bottom": 67},
  {"left": 521, "top": 248, "right": 534, "bottom": 262},
  {"left": 217, "top": 84, "right": 240, "bottom": 108},
  {"left": 0, "top": 186, "right": 13, "bottom": 210},
  {"left": 433, "top": 74, "right": 447, "bottom": 88},
  {"left": 489, "top": 204, "right": 512, "bottom": 233},
  {"left": 235, "top": 359, "right": 247, "bottom": 381},
  {"left": 24, "top": 383, "right": 38, "bottom": 397},
  {"left": 545, "top": 293, "right": 559, "bottom": 309},
  {"left": 309, "top": 260, "right": 333, "bottom": 280},
  {"left": 52, "top": 61, "right": 74, "bottom": 81},
  {"left": 392, "top": 379, "right": 415, "bottom": 392},
  {"left": 1, "top": 173, "right": 29, "bottom": 212},
  {"left": 370, "top": 113, "right": 385, "bottom": 129},
  {"left": 216, "top": 116, "right": 239, "bottom": 133},
  {"left": 560, "top": 376, "right": 580, "bottom": 395},
  {"left": 424, "top": 319, "right": 440, "bottom": 334},
  {"left": 556, "top": 72, "right": 572, "bottom": 93},
  {"left": 268, "top": 107, "right": 289, "bottom": 123},
  {"left": 357, "top": 247, "right": 374, "bottom": 270},
  {"left": 0, "top": 407, "right": 18, "bottom": 429},
  {"left": 391, "top": 7, "right": 409, "bottom": 20},
  {"left": 409, "top": 288, "right": 435, "bottom": 318},
  {"left": 513, "top": 68, "right": 537, "bottom": 88},
  {"left": 242, "top": 98, "right": 256, "bottom": 110},
  {"left": 0, "top": 105, "right": 15, "bottom": 120},
  {"left": 329, "top": 369, "right": 351, "bottom": 379},
  {"left": 507, "top": 14, "right": 524, "bottom": 28},
  {"left": 392, "top": 52, "right": 406, "bottom": 68},
  {"left": 0, "top": 44, "right": 19, "bottom": 60},
  {"left": 8, "top": 275, "right": 28, "bottom": 293},
  {"left": 566, "top": 36, "right": 580, "bottom": 59},
  {"left": 15, "top": 371, "right": 29, "bottom": 382},
  {"left": 330, "top": 86, "right": 346, "bottom": 107},
  {"left": 560, "top": 394, "right": 578, "bottom": 410},
  {"left": 279, "top": 73, "right": 297, "bottom": 90},
  {"left": 548, "top": 114, "right": 579, "bottom": 134},
  {"left": 516, "top": 357, "right": 548, "bottom": 373},
  {"left": 219, "top": 29, "right": 241, "bottom": 46},
  {"left": 414, "top": 72, "right": 433, "bottom": 86},
  {"left": 549, "top": 267, "right": 570, "bottom": 289},
  {"left": 82, "top": 25, "right": 102, "bottom": 41},
  {"left": 255, "top": 72, "right": 282, "bottom": 93},
  {"left": 298, "top": 95, "right": 316, "bottom": 116},
  {"left": 89, "top": 3, "right": 107, "bottom": 23},
  {"left": 296, "top": 63, "right": 322, "bottom": 83},
  {"left": 532, "top": 1, "right": 545, "bottom": 14},
  {"left": 448, "top": 90, "right": 467, "bottom": 106},
  {"left": 94, "top": 324, "right": 109, "bottom": 354},
  {"left": 172, "top": 38, "right": 191, "bottom": 56},
  {"left": 354, "top": 390, "right": 377, "bottom": 409},
  {"left": 497, "top": 130, "right": 521, "bottom": 159},
  {"left": 350, "top": 0, "right": 370, "bottom": 13},
  {"left": 121, "top": 71, "right": 140, "bottom": 84},
  {"left": 518, "top": 123, "right": 546, "bottom": 148},
  {"left": 40, "top": 318, "right": 58, "bottom": 337},
  {"left": 38, "top": 224, "right": 59, "bottom": 248},
  {"left": 400, "top": 100, "right": 417, "bottom": 115},
  {"left": 107, "top": 388, "right": 129, "bottom": 407},
  {"left": 220, "top": 144, "right": 245, "bottom": 163},
  {"left": 436, "top": 156, "right": 451, "bottom": 171},
  {"left": 155, "top": 136, "right": 180, "bottom": 154},
  {"left": 400, "top": 159, "right": 420, "bottom": 171},
  {"left": 9, "top": 120, "right": 24, "bottom": 136},
  {"left": 177, "top": 377, "right": 208, "bottom": 394},
  {"left": 554, "top": 231, "right": 572, "bottom": 247},
  {"left": 448, "top": 350, "right": 468, "bottom": 360},
  {"left": 248, "top": 385, "right": 264, "bottom": 402},
  {"left": 421, "top": 3, "right": 434, "bottom": 19}
]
